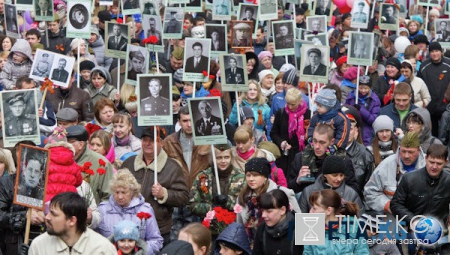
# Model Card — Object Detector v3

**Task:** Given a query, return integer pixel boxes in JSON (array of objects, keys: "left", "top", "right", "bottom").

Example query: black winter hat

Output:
[
  {"left": 385, "top": 57, "right": 401, "bottom": 70},
  {"left": 413, "top": 34, "right": 429, "bottom": 45},
  {"left": 157, "top": 240, "right": 194, "bottom": 255},
  {"left": 80, "top": 60, "right": 95, "bottom": 71},
  {"left": 322, "top": 155, "right": 345, "bottom": 175},
  {"left": 245, "top": 158, "right": 271, "bottom": 178},
  {"left": 429, "top": 42, "right": 443, "bottom": 52}
]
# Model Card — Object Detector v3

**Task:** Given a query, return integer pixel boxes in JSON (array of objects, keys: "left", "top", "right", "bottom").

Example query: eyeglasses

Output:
[{"left": 406, "top": 121, "right": 422, "bottom": 126}]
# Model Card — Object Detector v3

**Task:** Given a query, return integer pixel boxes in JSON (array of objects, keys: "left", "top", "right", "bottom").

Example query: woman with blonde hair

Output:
[
  {"left": 231, "top": 125, "right": 267, "bottom": 171},
  {"left": 178, "top": 223, "right": 211, "bottom": 255},
  {"left": 229, "top": 80, "right": 270, "bottom": 131},
  {"left": 96, "top": 169, "right": 164, "bottom": 254}
]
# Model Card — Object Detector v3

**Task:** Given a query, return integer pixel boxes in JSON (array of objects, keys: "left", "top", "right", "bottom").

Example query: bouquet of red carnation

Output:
[{"left": 202, "top": 206, "right": 237, "bottom": 234}]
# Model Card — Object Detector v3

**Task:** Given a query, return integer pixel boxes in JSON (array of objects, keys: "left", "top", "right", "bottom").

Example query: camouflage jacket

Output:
[{"left": 189, "top": 167, "right": 245, "bottom": 218}]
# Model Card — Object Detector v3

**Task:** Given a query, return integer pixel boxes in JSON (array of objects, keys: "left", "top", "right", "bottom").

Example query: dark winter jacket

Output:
[
  {"left": 346, "top": 141, "right": 374, "bottom": 193},
  {"left": 214, "top": 222, "right": 251, "bottom": 255},
  {"left": 41, "top": 27, "right": 72, "bottom": 55},
  {"left": 46, "top": 85, "right": 94, "bottom": 122},
  {"left": 379, "top": 103, "right": 417, "bottom": 131},
  {"left": 372, "top": 74, "right": 406, "bottom": 107}
]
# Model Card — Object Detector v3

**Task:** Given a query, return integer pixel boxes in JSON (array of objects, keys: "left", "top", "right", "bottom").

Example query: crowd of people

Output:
[{"left": 0, "top": 0, "right": 450, "bottom": 255}]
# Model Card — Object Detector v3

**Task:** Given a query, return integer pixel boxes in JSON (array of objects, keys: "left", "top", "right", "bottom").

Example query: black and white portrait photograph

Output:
[
  {"left": 379, "top": 3, "right": 399, "bottom": 30},
  {"left": 435, "top": 19, "right": 450, "bottom": 43},
  {"left": 14, "top": 144, "right": 49, "bottom": 210},
  {"left": 272, "top": 20, "right": 295, "bottom": 56},
  {"left": 239, "top": 5, "right": 257, "bottom": 29},
  {"left": 306, "top": 16, "right": 327, "bottom": 33},
  {"left": 1, "top": 90, "right": 41, "bottom": 147},
  {"left": 351, "top": 0, "right": 370, "bottom": 29},
  {"left": 30, "top": 49, "right": 55, "bottom": 81},
  {"left": 185, "top": 0, "right": 201, "bottom": 12},
  {"left": 300, "top": 44, "right": 330, "bottom": 83},
  {"left": 34, "top": 0, "right": 54, "bottom": 21},
  {"left": 141, "top": 0, "right": 158, "bottom": 14},
  {"left": 122, "top": 0, "right": 141, "bottom": 15},
  {"left": 231, "top": 20, "right": 253, "bottom": 48},
  {"left": 125, "top": 44, "right": 149, "bottom": 85},
  {"left": 205, "top": 24, "right": 227, "bottom": 52},
  {"left": 137, "top": 74, "right": 173, "bottom": 126},
  {"left": 4, "top": 4, "right": 18, "bottom": 37},
  {"left": 418, "top": 0, "right": 440, "bottom": 7},
  {"left": 163, "top": 7, "right": 183, "bottom": 38},
  {"left": 105, "top": 22, "right": 130, "bottom": 59},
  {"left": 213, "top": 0, "right": 231, "bottom": 20},
  {"left": 372, "top": 32, "right": 381, "bottom": 64},
  {"left": 183, "top": 38, "right": 211, "bottom": 82},
  {"left": 143, "top": 15, "right": 163, "bottom": 46},
  {"left": 348, "top": 31, "right": 374, "bottom": 66},
  {"left": 259, "top": 0, "right": 277, "bottom": 20},
  {"left": 314, "top": 0, "right": 331, "bottom": 16},
  {"left": 16, "top": 0, "right": 33, "bottom": 10},
  {"left": 305, "top": 33, "right": 328, "bottom": 46},
  {"left": 219, "top": 54, "right": 248, "bottom": 90},
  {"left": 67, "top": 0, "right": 91, "bottom": 39},
  {"left": 48, "top": 55, "right": 76, "bottom": 87}
]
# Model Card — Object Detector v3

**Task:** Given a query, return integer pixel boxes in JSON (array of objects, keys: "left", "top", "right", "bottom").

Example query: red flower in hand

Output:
[
  {"left": 83, "top": 162, "right": 92, "bottom": 171},
  {"left": 99, "top": 159, "right": 106, "bottom": 167},
  {"left": 85, "top": 169, "right": 95, "bottom": 176},
  {"left": 97, "top": 168, "right": 106, "bottom": 175},
  {"left": 202, "top": 220, "right": 210, "bottom": 228},
  {"left": 207, "top": 89, "right": 221, "bottom": 97},
  {"left": 143, "top": 35, "right": 159, "bottom": 45},
  {"left": 202, "top": 70, "right": 208, "bottom": 76},
  {"left": 137, "top": 211, "right": 152, "bottom": 220}
]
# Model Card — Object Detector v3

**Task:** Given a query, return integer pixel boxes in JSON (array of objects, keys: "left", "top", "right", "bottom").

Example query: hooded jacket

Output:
[
  {"left": 401, "top": 108, "right": 442, "bottom": 153},
  {"left": 97, "top": 195, "right": 164, "bottom": 255},
  {"left": 228, "top": 99, "right": 271, "bottom": 131},
  {"left": 85, "top": 66, "right": 117, "bottom": 106},
  {"left": 0, "top": 39, "right": 33, "bottom": 90},
  {"left": 213, "top": 223, "right": 251, "bottom": 255},
  {"left": 89, "top": 35, "right": 112, "bottom": 70}
]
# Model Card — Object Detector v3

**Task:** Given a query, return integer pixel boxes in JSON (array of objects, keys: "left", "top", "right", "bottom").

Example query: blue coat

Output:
[
  {"left": 214, "top": 222, "right": 251, "bottom": 255},
  {"left": 345, "top": 91, "right": 381, "bottom": 145},
  {"left": 228, "top": 99, "right": 270, "bottom": 131},
  {"left": 96, "top": 195, "right": 164, "bottom": 255},
  {"left": 303, "top": 217, "right": 370, "bottom": 255},
  {"left": 379, "top": 103, "right": 417, "bottom": 131}
]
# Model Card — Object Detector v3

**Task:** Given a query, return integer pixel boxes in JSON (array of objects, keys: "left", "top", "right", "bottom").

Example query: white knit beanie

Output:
[
  {"left": 258, "top": 69, "right": 273, "bottom": 82},
  {"left": 372, "top": 115, "right": 394, "bottom": 133}
]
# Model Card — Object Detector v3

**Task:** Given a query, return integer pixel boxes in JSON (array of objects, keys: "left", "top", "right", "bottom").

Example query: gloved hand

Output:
[
  {"left": 213, "top": 194, "right": 228, "bottom": 206},
  {"left": 19, "top": 243, "right": 29, "bottom": 255},
  {"left": 353, "top": 104, "right": 361, "bottom": 111}
]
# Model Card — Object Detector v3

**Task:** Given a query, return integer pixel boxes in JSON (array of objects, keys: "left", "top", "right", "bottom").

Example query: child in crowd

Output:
[
  {"left": 0, "top": 39, "right": 33, "bottom": 90},
  {"left": 111, "top": 220, "right": 147, "bottom": 255}
]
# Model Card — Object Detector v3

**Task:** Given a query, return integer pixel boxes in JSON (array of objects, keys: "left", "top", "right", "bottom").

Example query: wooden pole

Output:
[
  {"left": 211, "top": 145, "right": 221, "bottom": 195},
  {"left": 23, "top": 208, "right": 32, "bottom": 245}
]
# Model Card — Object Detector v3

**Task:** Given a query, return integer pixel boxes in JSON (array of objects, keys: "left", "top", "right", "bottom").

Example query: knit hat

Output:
[
  {"left": 80, "top": 60, "right": 95, "bottom": 72},
  {"left": 322, "top": 155, "right": 345, "bottom": 175},
  {"left": 157, "top": 240, "right": 194, "bottom": 255},
  {"left": 258, "top": 141, "right": 281, "bottom": 159},
  {"left": 171, "top": 48, "right": 184, "bottom": 60},
  {"left": 341, "top": 104, "right": 362, "bottom": 128},
  {"left": 315, "top": 89, "right": 337, "bottom": 109},
  {"left": 335, "top": 56, "right": 347, "bottom": 70},
  {"left": 385, "top": 57, "right": 401, "bottom": 71},
  {"left": 400, "top": 132, "right": 420, "bottom": 148},
  {"left": 56, "top": 108, "right": 78, "bottom": 122},
  {"left": 429, "top": 42, "right": 443, "bottom": 52},
  {"left": 410, "top": 15, "right": 423, "bottom": 25},
  {"left": 113, "top": 220, "right": 140, "bottom": 242},
  {"left": 372, "top": 115, "right": 394, "bottom": 133},
  {"left": 398, "top": 27, "right": 409, "bottom": 37},
  {"left": 359, "top": 75, "right": 371, "bottom": 86},
  {"left": 245, "top": 157, "right": 271, "bottom": 178},
  {"left": 413, "top": 34, "right": 429, "bottom": 45},
  {"left": 91, "top": 25, "right": 100, "bottom": 36},
  {"left": 46, "top": 126, "right": 68, "bottom": 144},
  {"left": 98, "top": 10, "right": 111, "bottom": 22},
  {"left": 343, "top": 66, "right": 360, "bottom": 81},
  {"left": 258, "top": 69, "right": 273, "bottom": 82},
  {"left": 279, "top": 63, "right": 295, "bottom": 73},
  {"left": 240, "top": 106, "right": 254, "bottom": 121},
  {"left": 258, "top": 51, "right": 272, "bottom": 61},
  {"left": 282, "top": 69, "right": 299, "bottom": 86},
  {"left": 296, "top": 7, "right": 305, "bottom": 15}
]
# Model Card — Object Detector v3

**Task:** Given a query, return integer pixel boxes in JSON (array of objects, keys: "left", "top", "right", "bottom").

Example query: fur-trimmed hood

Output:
[{"left": 45, "top": 141, "right": 75, "bottom": 155}]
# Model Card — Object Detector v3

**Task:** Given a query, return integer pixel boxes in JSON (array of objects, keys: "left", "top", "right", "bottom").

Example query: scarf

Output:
[
  {"left": 261, "top": 86, "right": 276, "bottom": 98},
  {"left": 383, "top": 74, "right": 406, "bottom": 105},
  {"left": 115, "top": 135, "right": 131, "bottom": 146},
  {"left": 285, "top": 101, "right": 308, "bottom": 151},
  {"left": 237, "top": 146, "right": 255, "bottom": 161},
  {"left": 357, "top": 91, "right": 370, "bottom": 107},
  {"left": 341, "top": 79, "right": 357, "bottom": 89}
]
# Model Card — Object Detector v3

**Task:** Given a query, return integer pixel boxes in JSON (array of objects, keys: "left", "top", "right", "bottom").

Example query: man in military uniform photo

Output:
[
  {"left": 146, "top": 17, "right": 162, "bottom": 45},
  {"left": 5, "top": 93, "right": 37, "bottom": 136},
  {"left": 225, "top": 57, "right": 245, "bottom": 84},
  {"left": 194, "top": 100, "right": 223, "bottom": 136},
  {"left": 352, "top": 2, "right": 367, "bottom": 23},
  {"left": 232, "top": 22, "right": 251, "bottom": 47},
  {"left": 275, "top": 23, "right": 294, "bottom": 49},
  {"left": 32, "top": 53, "right": 50, "bottom": 77},
  {"left": 140, "top": 78, "right": 170, "bottom": 116},
  {"left": 315, "top": 0, "right": 330, "bottom": 15},
  {"left": 164, "top": 10, "right": 182, "bottom": 34},
  {"left": 128, "top": 50, "right": 145, "bottom": 81}
]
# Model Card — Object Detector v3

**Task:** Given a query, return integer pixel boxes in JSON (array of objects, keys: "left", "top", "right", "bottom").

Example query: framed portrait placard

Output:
[
  {"left": 67, "top": 0, "right": 91, "bottom": 39},
  {"left": 212, "top": 0, "right": 231, "bottom": 21},
  {"left": 1, "top": 90, "right": 41, "bottom": 147},
  {"left": 48, "top": 54, "right": 76, "bottom": 88},
  {"left": 4, "top": 4, "right": 19, "bottom": 38},
  {"left": 34, "top": 0, "right": 55, "bottom": 21},
  {"left": 105, "top": 22, "right": 131, "bottom": 59},
  {"left": 378, "top": 4, "right": 399, "bottom": 31},
  {"left": 350, "top": 0, "right": 370, "bottom": 29},
  {"left": 188, "top": 97, "right": 227, "bottom": 146},
  {"left": 137, "top": 73, "right": 173, "bottom": 126},
  {"left": 122, "top": 0, "right": 141, "bottom": 15},
  {"left": 125, "top": 44, "right": 150, "bottom": 86},
  {"left": 299, "top": 44, "right": 329, "bottom": 84},
  {"left": 435, "top": 19, "right": 450, "bottom": 49},
  {"left": 205, "top": 24, "right": 227, "bottom": 58},
  {"left": 16, "top": 0, "right": 34, "bottom": 11},
  {"left": 142, "top": 14, "right": 164, "bottom": 53},
  {"left": 30, "top": 49, "right": 55, "bottom": 80},
  {"left": 162, "top": 7, "right": 183, "bottom": 39},
  {"left": 306, "top": 15, "right": 327, "bottom": 33},
  {"left": 305, "top": 33, "right": 328, "bottom": 46},
  {"left": 185, "top": 0, "right": 202, "bottom": 12},
  {"left": 372, "top": 32, "right": 381, "bottom": 65},
  {"left": 259, "top": 0, "right": 277, "bottom": 21},
  {"left": 348, "top": 31, "right": 374, "bottom": 66},
  {"left": 237, "top": 4, "right": 259, "bottom": 39},
  {"left": 418, "top": 0, "right": 440, "bottom": 7},
  {"left": 313, "top": 0, "right": 334, "bottom": 22},
  {"left": 13, "top": 145, "right": 49, "bottom": 210},
  {"left": 183, "top": 38, "right": 211, "bottom": 82},
  {"left": 219, "top": 54, "right": 248, "bottom": 91},
  {"left": 230, "top": 20, "right": 253, "bottom": 49},
  {"left": 273, "top": 20, "right": 295, "bottom": 56}
]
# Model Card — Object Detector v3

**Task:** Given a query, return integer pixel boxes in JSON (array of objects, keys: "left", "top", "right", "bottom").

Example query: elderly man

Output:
[
  {"left": 232, "top": 22, "right": 251, "bottom": 47},
  {"left": 194, "top": 100, "right": 223, "bottom": 136},
  {"left": 122, "top": 127, "right": 189, "bottom": 245},
  {"left": 66, "top": 125, "right": 114, "bottom": 204}
]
